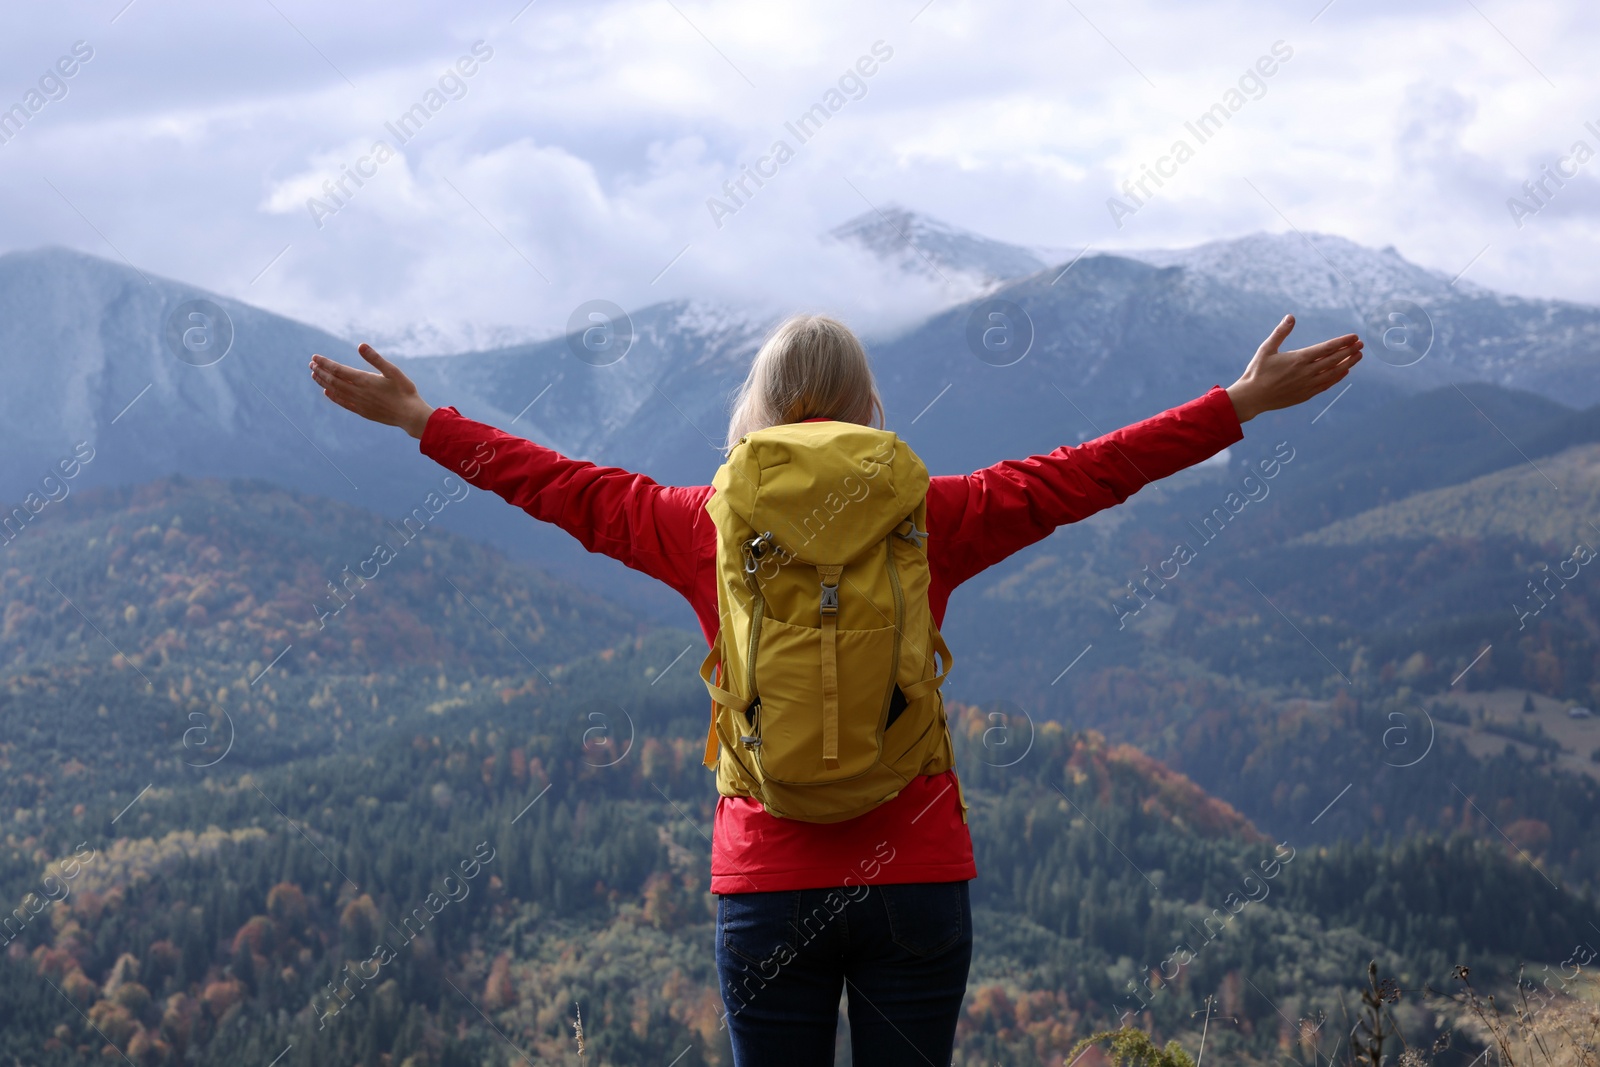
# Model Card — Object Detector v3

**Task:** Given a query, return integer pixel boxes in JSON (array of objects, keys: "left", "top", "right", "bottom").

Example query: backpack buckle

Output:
[
  {"left": 896, "top": 519, "right": 928, "bottom": 549},
  {"left": 819, "top": 582, "right": 839, "bottom": 616}
]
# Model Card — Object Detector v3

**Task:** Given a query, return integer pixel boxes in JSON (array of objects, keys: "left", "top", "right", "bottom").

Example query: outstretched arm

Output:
[
  {"left": 927, "top": 316, "right": 1362, "bottom": 592},
  {"left": 309, "top": 346, "right": 711, "bottom": 599}
]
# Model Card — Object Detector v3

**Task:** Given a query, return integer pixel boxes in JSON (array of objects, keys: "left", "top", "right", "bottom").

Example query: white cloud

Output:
[{"left": 1, "top": 0, "right": 1597, "bottom": 354}]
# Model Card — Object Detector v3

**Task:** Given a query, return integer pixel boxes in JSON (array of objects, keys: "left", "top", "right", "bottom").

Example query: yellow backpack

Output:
[{"left": 697, "top": 421, "right": 965, "bottom": 824}]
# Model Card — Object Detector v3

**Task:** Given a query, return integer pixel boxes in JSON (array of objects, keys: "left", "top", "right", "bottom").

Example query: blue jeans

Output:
[{"left": 715, "top": 881, "right": 972, "bottom": 1066}]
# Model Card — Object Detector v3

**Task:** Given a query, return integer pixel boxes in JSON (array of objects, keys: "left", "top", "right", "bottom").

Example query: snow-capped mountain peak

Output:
[
  {"left": 1119, "top": 231, "right": 1485, "bottom": 312},
  {"left": 828, "top": 205, "right": 1047, "bottom": 290}
]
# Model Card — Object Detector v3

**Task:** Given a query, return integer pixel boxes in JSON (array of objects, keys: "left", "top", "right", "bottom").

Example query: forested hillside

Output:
[
  {"left": 6, "top": 690, "right": 1597, "bottom": 1066},
  {"left": 3, "top": 477, "right": 1599, "bottom": 1064}
]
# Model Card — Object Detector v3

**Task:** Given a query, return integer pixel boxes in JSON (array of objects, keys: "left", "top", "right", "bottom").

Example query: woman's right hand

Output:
[
  {"left": 1226, "top": 315, "right": 1363, "bottom": 423},
  {"left": 310, "top": 343, "right": 435, "bottom": 440}
]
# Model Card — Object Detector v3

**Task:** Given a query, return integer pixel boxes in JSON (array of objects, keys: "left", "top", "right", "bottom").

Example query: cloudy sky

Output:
[{"left": 2, "top": 0, "right": 1595, "bottom": 352}]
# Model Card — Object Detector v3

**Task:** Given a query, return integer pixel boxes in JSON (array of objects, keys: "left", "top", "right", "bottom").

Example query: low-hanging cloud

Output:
[{"left": 0, "top": 0, "right": 1596, "bottom": 355}]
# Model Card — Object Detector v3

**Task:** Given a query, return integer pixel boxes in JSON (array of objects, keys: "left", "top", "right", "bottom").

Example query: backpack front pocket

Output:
[{"left": 751, "top": 614, "right": 898, "bottom": 785}]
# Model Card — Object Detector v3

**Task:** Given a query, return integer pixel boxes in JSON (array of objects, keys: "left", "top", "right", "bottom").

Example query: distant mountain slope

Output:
[
  {"left": 0, "top": 476, "right": 645, "bottom": 679},
  {"left": 1125, "top": 232, "right": 1474, "bottom": 311},
  {"left": 937, "top": 387, "right": 1600, "bottom": 700},
  {"left": 0, "top": 247, "right": 416, "bottom": 502},
  {"left": 0, "top": 475, "right": 701, "bottom": 824},
  {"left": 1123, "top": 231, "right": 1600, "bottom": 406},
  {"left": 1295, "top": 441, "right": 1600, "bottom": 549},
  {"left": 865, "top": 250, "right": 1386, "bottom": 477},
  {"left": 0, "top": 248, "right": 748, "bottom": 622},
  {"left": 865, "top": 243, "right": 1600, "bottom": 493},
  {"left": 392, "top": 300, "right": 769, "bottom": 484},
  {"left": 1208, "top": 383, "right": 1599, "bottom": 543}
]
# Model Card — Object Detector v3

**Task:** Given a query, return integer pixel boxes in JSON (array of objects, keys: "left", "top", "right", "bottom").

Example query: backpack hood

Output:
[{"left": 709, "top": 422, "right": 929, "bottom": 566}]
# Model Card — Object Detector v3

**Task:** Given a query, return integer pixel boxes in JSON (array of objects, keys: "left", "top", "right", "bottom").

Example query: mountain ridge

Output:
[{"left": 6, "top": 221, "right": 1600, "bottom": 623}]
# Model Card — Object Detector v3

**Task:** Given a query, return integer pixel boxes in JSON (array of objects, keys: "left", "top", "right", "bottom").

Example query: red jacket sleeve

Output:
[
  {"left": 925, "top": 385, "right": 1244, "bottom": 592},
  {"left": 418, "top": 406, "right": 712, "bottom": 602}
]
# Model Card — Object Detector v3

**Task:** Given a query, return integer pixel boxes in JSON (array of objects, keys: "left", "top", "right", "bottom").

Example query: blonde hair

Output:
[{"left": 725, "top": 314, "right": 884, "bottom": 450}]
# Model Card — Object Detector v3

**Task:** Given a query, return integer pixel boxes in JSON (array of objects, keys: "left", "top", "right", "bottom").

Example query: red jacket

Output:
[{"left": 420, "top": 385, "right": 1243, "bottom": 893}]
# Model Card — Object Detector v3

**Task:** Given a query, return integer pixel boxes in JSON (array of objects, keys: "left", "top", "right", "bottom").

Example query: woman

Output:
[{"left": 309, "top": 312, "right": 1360, "bottom": 1065}]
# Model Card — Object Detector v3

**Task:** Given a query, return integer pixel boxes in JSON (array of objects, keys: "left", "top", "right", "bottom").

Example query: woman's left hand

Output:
[{"left": 1226, "top": 314, "right": 1363, "bottom": 423}]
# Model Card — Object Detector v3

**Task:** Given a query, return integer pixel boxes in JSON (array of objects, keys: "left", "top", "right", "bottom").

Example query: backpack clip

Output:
[
  {"left": 895, "top": 519, "right": 928, "bottom": 549},
  {"left": 819, "top": 582, "right": 839, "bottom": 615},
  {"left": 742, "top": 532, "right": 771, "bottom": 574},
  {"left": 743, "top": 531, "right": 787, "bottom": 575}
]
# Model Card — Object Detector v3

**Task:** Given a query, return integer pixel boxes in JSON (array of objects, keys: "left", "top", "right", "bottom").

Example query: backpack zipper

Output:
[
  {"left": 881, "top": 535, "right": 905, "bottom": 724},
  {"left": 738, "top": 530, "right": 776, "bottom": 751},
  {"left": 742, "top": 591, "right": 766, "bottom": 750}
]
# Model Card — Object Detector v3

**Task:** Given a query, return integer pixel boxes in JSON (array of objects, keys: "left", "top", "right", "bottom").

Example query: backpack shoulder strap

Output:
[{"left": 699, "top": 638, "right": 750, "bottom": 768}]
